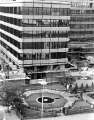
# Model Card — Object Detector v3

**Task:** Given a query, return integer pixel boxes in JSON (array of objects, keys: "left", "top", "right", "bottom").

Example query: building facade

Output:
[
  {"left": 69, "top": 0, "right": 94, "bottom": 62},
  {"left": 0, "top": 0, "right": 70, "bottom": 79}
]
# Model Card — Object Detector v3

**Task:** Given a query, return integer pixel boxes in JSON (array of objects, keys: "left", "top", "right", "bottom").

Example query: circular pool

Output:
[
  {"left": 38, "top": 97, "right": 54, "bottom": 103},
  {"left": 25, "top": 91, "right": 67, "bottom": 109}
]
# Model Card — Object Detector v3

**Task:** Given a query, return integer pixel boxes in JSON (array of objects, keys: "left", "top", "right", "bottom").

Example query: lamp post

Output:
[{"left": 38, "top": 79, "right": 47, "bottom": 118}]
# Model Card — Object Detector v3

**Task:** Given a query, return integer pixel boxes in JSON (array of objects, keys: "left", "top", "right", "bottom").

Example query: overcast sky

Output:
[{"left": 0, "top": 0, "right": 93, "bottom": 2}]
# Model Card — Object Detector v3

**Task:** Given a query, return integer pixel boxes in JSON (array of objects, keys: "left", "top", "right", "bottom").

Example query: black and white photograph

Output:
[{"left": 0, "top": 0, "right": 94, "bottom": 120}]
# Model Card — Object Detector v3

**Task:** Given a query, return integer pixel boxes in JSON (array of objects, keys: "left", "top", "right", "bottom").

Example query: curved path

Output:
[{"left": 23, "top": 89, "right": 78, "bottom": 109}]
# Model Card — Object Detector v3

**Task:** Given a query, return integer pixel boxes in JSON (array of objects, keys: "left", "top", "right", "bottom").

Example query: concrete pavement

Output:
[
  {"left": 5, "top": 110, "right": 20, "bottom": 120},
  {"left": 32, "top": 113, "right": 94, "bottom": 120},
  {"left": 4, "top": 107, "right": 94, "bottom": 120},
  {"left": 5, "top": 111, "right": 94, "bottom": 120}
]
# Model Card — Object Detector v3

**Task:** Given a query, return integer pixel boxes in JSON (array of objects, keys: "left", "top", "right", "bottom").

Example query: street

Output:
[{"left": 35, "top": 113, "right": 94, "bottom": 120}]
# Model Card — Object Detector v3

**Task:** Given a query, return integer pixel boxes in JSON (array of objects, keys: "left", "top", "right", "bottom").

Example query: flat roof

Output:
[{"left": 0, "top": 0, "right": 70, "bottom": 4}]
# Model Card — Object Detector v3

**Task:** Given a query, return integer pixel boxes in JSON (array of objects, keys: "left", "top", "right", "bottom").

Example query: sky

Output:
[{"left": 0, "top": 0, "right": 93, "bottom": 3}]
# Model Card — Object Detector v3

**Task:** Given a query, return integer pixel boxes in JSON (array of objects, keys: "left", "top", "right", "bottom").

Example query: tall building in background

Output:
[
  {"left": 0, "top": 0, "right": 70, "bottom": 80},
  {"left": 69, "top": 0, "right": 94, "bottom": 63}
]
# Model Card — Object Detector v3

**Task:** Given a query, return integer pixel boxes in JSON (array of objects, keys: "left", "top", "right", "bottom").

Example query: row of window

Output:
[
  {"left": 69, "top": 48, "right": 87, "bottom": 52},
  {"left": 0, "top": 15, "right": 69, "bottom": 27},
  {"left": 70, "top": 48, "right": 94, "bottom": 52},
  {"left": 0, "top": 24, "right": 68, "bottom": 38},
  {"left": 70, "top": 24, "right": 94, "bottom": 29},
  {"left": 0, "top": 7, "right": 21, "bottom": 14},
  {"left": 71, "top": 10, "right": 94, "bottom": 14},
  {"left": 0, "top": 33, "right": 21, "bottom": 49},
  {"left": 0, "top": 41, "right": 67, "bottom": 60},
  {"left": 1, "top": 7, "right": 94, "bottom": 16},
  {"left": 0, "top": 7, "right": 70, "bottom": 16},
  {"left": 0, "top": 15, "right": 21, "bottom": 26},
  {"left": 23, "top": 19, "right": 69, "bottom": 27},
  {"left": 70, "top": 34, "right": 94, "bottom": 38},
  {"left": 1, "top": 51, "right": 15, "bottom": 66},
  {"left": 1, "top": 15, "right": 94, "bottom": 29},
  {"left": 87, "top": 48, "right": 94, "bottom": 52},
  {"left": 23, "top": 52, "right": 67, "bottom": 60},
  {"left": 0, "top": 41, "right": 21, "bottom": 59},
  {"left": 23, "top": 7, "right": 70, "bottom": 16},
  {"left": 0, "top": 24, "right": 22, "bottom": 38},
  {"left": 22, "top": 42, "right": 67, "bottom": 49},
  {"left": 71, "top": 2, "right": 93, "bottom": 8},
  {"left": 1, "top": 32, "right": 68, "bottom": 50},
  {"left": 70, "top": 38, "right": 94, "bottom": 42},
  {"left": 23, "top": 31, "right": 69, "bottom": 38},
  {"left": 71, "top": 17, "right": 94, "bottom": 22},
  {"left": 0, "top": 24, "right": 69, "bottom": 38},
  {"left": 70, "top": 31, "right": 94, "bottom": 35}
]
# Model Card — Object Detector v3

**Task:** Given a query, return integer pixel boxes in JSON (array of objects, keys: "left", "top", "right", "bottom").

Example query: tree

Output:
[
  {"left": 85, "top": 84, "right": 89, "bottom": 89},
  {"left": 0, "top": 80, "right": 28, "bottom": 112},
  {"left": 91, "top": 82, "right": 94, "bottom": 89},
  {"left": 71, "top": 83, "right": 78, "bottom": 94},
  {"left": 80, "top": 83, "right": 84, "bottom": 90},
  {"left": 3, "top": 90, "right": 18, "bottom": 106}
]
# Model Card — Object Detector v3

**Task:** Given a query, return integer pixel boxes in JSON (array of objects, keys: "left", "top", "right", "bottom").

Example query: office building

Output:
[
  {"left": 0, "top": 0, "right": 70, "bottom": 79},
  {"left": 69, "top": 0, "right": 94, "bottom": 62}
]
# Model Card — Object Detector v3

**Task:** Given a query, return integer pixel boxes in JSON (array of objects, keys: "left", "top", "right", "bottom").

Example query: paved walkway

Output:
[
  {"left": 24, "top": 88, "right": 78, "bottom": 108},
  {"left": 32, "top": 113, "right": 94, "bottom": 120},
  {"left": 83, "top": 93, "right": 94, "bottom": 105},
  {"left": 5, "top": 110, "right": 20, "bottom": 120}
]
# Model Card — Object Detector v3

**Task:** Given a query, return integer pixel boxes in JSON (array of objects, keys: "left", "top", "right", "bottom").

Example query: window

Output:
[
  {"left": 0, "top": 15, "right": 22, "bottom": 26},
  {"left": 22, "top": 7, "right": 69, "bottom": 16},
  {"left": 22, "top": 19, "right": 69, "bottom": 27},
  {"left": 1, "top": 33, "right": 20, "bottom": 48},
  {"left": 0, "top": 24, "right": 22, "bottom": 38},
  {"left": 51, "top": 52, "right": 66, "bottom": 59},
  {"left": 0, "top": 41, "right": 19, "bottom": 59},
  {"left": 0, "top": 7, "right": 22, "bottom": 14},
  {"left": 23, "top": 31, "right": 68, "bottom": 38}
]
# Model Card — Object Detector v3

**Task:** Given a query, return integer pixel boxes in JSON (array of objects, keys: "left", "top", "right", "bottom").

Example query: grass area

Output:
[
  {"left": 72, "top": 100, "right": 91, "bottom": 109},
  {"left": 25, "top": 92, "right": 67, "bottom": 109},
  {"left": 64, "top": 100, "right": 92, "bottom": 115},
  {"left": 23, "top": 108, "right": 57, "bottom": 119},
  {"left": 87, "top": 93, "right": 94, "bottom": 99}
]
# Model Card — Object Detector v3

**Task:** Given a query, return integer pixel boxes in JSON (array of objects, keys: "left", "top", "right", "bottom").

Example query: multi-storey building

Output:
[
  {"left": 69, "top": 0, "right": 94, "bottom": 63},
  {"left": 0, "top": 0, "right": 70, "bottom": 79}
]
